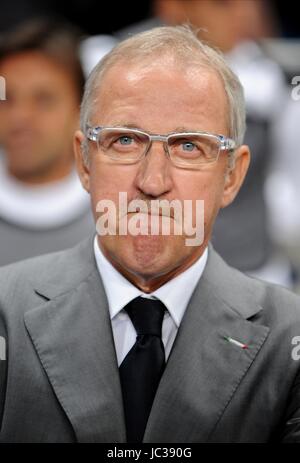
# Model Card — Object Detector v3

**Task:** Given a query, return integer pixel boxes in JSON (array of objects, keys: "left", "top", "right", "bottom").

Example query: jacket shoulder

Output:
[
  {"left": 0, "top": 237, "right": 95, "bottom": 316},
  {"left": 206, "top": 246, "right": 300, "bottom": 325}
]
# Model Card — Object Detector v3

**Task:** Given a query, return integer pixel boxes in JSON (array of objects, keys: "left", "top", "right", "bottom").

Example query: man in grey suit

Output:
[{"left": 1, "top": 25, "right": 300, "bottom": 443}]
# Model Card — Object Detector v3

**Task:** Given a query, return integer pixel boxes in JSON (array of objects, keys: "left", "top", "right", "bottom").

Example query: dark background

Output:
[{"left": 0, "top": 0, "right": 299, "bottom": 37}]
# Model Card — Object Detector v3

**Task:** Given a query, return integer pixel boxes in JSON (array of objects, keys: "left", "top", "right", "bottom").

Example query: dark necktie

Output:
[{"left": 119, "top": 296, "right": 166, "bottom": 443}]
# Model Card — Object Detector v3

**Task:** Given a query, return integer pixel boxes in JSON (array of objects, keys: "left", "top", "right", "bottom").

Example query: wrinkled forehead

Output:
[
  {"left": 97, "top": 57, "right": 227, "bottom": 101},
  {"left": 89, "top": 60, "right": 229, "bottom": 134}
]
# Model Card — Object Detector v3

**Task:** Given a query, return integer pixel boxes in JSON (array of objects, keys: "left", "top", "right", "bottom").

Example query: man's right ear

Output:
[{"left": 74, "top": 130, "right": 90, "bottom": 193}]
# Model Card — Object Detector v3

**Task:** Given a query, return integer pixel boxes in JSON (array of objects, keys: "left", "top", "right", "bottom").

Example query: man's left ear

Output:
[{"left": 220, "top": 145, "right": 250, "bottom": 208}]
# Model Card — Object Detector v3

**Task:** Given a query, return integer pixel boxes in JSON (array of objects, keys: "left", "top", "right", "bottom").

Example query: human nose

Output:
[{"left": 134, "top": 139, "right": 173, "bottom": 198}]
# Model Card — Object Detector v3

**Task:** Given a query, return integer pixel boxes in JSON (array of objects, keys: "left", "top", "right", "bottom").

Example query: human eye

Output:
[
  {"left": 100, "top": 130, "right": 134, "bottom": 148},
  {"left": 169, "top": 134, "right": 218, "bottom": 164},
  {"left": 96, "top": 128, "right": 147, "bottom": 163},
  {"left": 181, "top": 140, "right": 198, "bottom": 152},
  {"left": 170, "top": 136, "right": 203, "bottom": 158},
  {"left": 34, "top": 91, "right": 58, "bottom": 109},
  {"left": 115, "top": 134, "right": 135, "bottom": 146},
  {"left": 110, "top": 131, "right": 142, "bottom": 151}
]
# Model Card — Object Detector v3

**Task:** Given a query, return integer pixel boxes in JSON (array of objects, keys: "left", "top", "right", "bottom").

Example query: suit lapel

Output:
[
  {"left": 144, "top": 248, "right": 270, "bottom": 443},
  {"left": 24, "top": 240, "right": 126, "bottom": 443}
]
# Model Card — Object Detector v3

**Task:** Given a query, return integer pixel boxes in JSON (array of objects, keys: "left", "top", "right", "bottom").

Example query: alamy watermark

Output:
[
  {"left": 95, "top": 192, "right": 204, "bottom": 246},
  {"left": 291, "top": 336, "right": 300, "bottom": 361},
  {"left": 0, "top": 336, "right": 6, "bottom": 361},
  {"left": 0, "top": 76, "right": 6, "bottom": 101},
  {"left": 291, "top": 76, "right": 300, "bottom": 101}
]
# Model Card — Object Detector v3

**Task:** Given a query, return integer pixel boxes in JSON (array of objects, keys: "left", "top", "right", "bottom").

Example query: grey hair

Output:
[{"left": 80, "top": 25, "right": 246, "bottom": 165}]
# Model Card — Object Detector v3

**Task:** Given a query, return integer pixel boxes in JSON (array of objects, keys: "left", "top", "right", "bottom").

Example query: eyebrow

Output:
[{"left": 106, "top": 122, "right": 200, "bottom": 134}]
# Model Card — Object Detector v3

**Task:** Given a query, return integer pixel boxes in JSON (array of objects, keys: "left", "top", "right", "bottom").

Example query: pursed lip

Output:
[{"left": 125, "top": 200, "right": 177, "bottom": 220}]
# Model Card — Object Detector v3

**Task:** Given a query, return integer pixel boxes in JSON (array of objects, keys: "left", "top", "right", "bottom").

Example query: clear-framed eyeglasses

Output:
[{"left": 85, "top": 125, "right": 236, "bottom": 169}]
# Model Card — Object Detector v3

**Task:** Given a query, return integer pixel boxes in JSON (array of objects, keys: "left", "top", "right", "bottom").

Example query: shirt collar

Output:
[{"left": 94, "top": 236, "right": 208, "bottom": 327}]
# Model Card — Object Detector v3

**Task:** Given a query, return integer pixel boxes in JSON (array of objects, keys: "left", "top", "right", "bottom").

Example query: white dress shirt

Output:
[{"left": 94, "top": 236, "right": 208, "bottom": 365}]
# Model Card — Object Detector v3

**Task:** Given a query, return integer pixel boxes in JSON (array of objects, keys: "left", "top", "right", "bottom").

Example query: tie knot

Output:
[{"left": 124, "top": 296, "right": 165, "bottom": 337}]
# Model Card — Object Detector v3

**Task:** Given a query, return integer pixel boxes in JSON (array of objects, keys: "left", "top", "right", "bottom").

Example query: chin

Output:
[{"left": 120, "top": 234, "right": 183, "bottom": 276}]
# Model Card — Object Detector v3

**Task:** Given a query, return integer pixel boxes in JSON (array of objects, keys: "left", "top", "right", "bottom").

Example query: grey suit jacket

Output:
[{"left": 0, "top": 237, "right": 300, "bottom": 443}]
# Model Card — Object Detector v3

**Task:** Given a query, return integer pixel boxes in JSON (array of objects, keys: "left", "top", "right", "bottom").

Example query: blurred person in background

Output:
[
  {"left": 0, "top": 19, "right": 94, "bottom": 266},
  {"left": 98, "top": 0, "right": 294, "bottom": 289}
]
